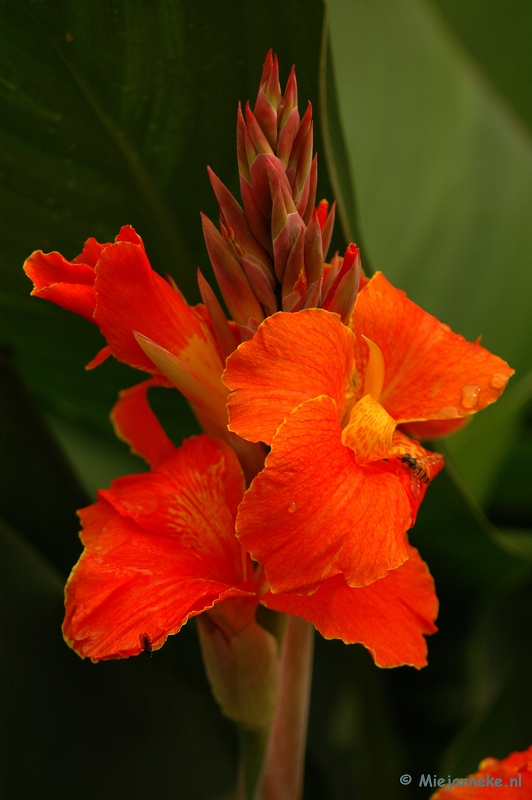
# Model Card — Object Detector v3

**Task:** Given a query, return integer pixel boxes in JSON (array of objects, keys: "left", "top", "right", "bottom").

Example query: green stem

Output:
[{"left": 237, "top": 616, "right": 315, "bottom": 800}]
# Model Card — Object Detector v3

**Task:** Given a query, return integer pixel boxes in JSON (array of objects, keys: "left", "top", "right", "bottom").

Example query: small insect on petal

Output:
[
  {"left": 140, "top": 633, "right": 153, "bottom": 658},
  {"left": 400, "top": 453, "right": 441, "bottom": 500}
]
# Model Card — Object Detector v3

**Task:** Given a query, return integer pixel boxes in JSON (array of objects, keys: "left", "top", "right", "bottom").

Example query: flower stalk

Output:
[{"left": 237, "top": 615, "right": 314, "bottom": 800}]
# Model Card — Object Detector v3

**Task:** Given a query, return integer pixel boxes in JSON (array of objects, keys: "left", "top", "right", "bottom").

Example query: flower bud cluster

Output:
[{"left": 201, "top": 50, "right": 360, "bottom": 338}]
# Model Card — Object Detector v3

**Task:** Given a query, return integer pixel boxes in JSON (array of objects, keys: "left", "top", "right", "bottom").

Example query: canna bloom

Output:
[
  {"left": 24, "top": 225, "right": 229, "bottom": 432},
  {"left": 63, "top": 383, "right": 438, "bottom": 675},
  {"left": 23, "top": 224, "right": 266, "bottom": 479},
  {"left": 223, "top": 271, "right": 514, "bottom": 595},
  {"left": 23, "top": 50, "right": 513, "bottom": 679},
  {"left": 430, "top": 745, "right": 532, "bottom": 797}
]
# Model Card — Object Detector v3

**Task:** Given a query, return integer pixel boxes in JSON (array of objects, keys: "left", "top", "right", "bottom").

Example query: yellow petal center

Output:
[{"left": 341, "top": 394, "right": 397, "bottom": 464}]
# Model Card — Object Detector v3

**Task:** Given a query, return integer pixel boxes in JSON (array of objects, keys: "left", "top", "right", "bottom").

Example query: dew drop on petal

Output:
[
  {"left": 490, "top": 372, "right": 509, "bottom": 390},
  {"left": 288, "top": 501, "right": 298, "bottom": 514},
  {"left": 440, "top": 322, "right": 451, "bottom": 332},
  {"left": 461, "top": 385, "right": 481, "bottom": 409},
  {"left": 434, "top": 404, "right": 460, "bottom": 420}
]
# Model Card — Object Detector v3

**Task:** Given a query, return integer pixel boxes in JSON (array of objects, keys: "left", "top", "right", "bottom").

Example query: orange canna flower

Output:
[
  {"left": 23, "top": 50, "right": 513, "bottom": 680},
  {"left": 430, "top": 745, "right": 532, "bottom": 797},
  {"left": 63, "top": 382, "right": 437, "bottom": 670},
  {"left": 223, "top": 273, "right": 513, "bottom": 595},
  {"left": 24, "top": 225, "right": 231, "bottom": 433}
]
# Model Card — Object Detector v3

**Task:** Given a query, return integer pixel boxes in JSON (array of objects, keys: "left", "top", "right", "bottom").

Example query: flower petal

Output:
[
  {"left": 24, "top": 250, "right": 97, "bottom": 321},
  {"left": 134, "top": 332, "right": 229, "bottom": 431},
  {"left": 262, "top": 544, "right": 438, "bottom": 668},
  {"left": 341, "top": 393, "right": 397, "bottom": 463},
  {"left": 236, "top": 395, "right": 410, "bottom": 594},
  {"left": 400, "top": 417, "right": 469, "bottom": 439},
  {"left": 110, "top": 379, "right": 175, "bottom": 469},
  {"left": 430, "top": 745, "right": 532, "bottom": 797},
  {"left": 224, "top": 308, "right": 356, "bottom": 445},
  {"left": 72, "top": 237, "right": 110, "bottom": 267},
  {"left": 93, "top": 233, "right": 224, "bottom": 386},
  {"left": 64, "top": 436, "right": 251, "bottom": 662},
  {"left": 353, "top": 272, "right": 514, "bottom": 423},
  {"left": 99, "top": 436, "right": 245, "bottom": 569}
]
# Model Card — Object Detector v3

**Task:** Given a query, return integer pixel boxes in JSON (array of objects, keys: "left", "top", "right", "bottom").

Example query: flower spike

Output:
[{"left": 253, "top": 49, "right": 281, "bottom": 150}]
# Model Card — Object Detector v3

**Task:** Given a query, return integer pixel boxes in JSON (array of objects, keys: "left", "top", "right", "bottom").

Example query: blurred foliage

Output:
[{"left": 2, "top": 0, "right": 532, "bottom": 797}]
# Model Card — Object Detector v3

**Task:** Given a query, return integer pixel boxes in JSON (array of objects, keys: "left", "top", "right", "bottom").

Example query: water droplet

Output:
[
  {"left": 440, "top": 322, "right": 451, "bottom": 332},
  {"left": 461, "top": 385, "right": 481, "bottom": 409},
  {"left": 288, "top": 501, "right": 298, "bottom": 514},
  {"left": 490, "top": 372, "right": 509, "bottom": 390}
]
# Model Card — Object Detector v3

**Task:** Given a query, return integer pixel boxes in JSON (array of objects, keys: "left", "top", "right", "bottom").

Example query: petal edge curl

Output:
[
  {"left": 224, "top": 308, "right": 356, "bottom": 445},
  {"left": 263, "top": 544, "right": 438, "bottom": 668},
  {"left": 353, "top": 272, "right": 514, "bottom": 424},
  {"left": 236, "top": 395, "right": 411, "bottom": 594}
]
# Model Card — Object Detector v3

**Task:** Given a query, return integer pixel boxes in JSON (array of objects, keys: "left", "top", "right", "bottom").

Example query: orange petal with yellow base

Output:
[
  {"left": 94, "top": 234, "right": 224, "bottom": 386},
  {"left": 236, "top": 395, "right": 411, "bottom": 594},
  {"left": 353, "top": 272, "right": 514, "bottom": 423},
  {"left": 224, "top": 308, "right": 356, "bottom": 445},
  {"left": 262, "top": 544, "right": 438, "bottom": 668},
  {"left": 430, "top": 745, "right": 532, "bottom": 797},
  {"left": 341, "top": 393, "right": 397, "bottom": 463},
  {"left": 63, "top": 436, "right": 253, "bottom": 662}
]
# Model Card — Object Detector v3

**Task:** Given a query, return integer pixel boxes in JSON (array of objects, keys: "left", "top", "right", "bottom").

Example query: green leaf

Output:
[
  {"left": 326, "top": 0, "right": 532, "bottom": 503},
  {"left": 434, "top": 0, "right": 532, "bottom": 134},
  {"left": 409, "top": 465, "right": 531, "bottom": 596},
  {"left": 0, "top": 349, "right": 88, "bottom": 574},
  {"left": 308, "top": 639, "right": 404, "bottom": 800},
  {"left": 0, "top": 515, "right": 238, "bottom": 799},
  {"left": 441, "top": 581, "right": 532, "bottom": 776},
  {"left": 491, "top": 528, "right": 532, "bottom": 562},
  {"left": 1, "top": 0, "right": 336, "bottom": 444}
]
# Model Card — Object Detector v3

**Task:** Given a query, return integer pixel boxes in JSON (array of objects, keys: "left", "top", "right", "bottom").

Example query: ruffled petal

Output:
[
  {"left": 110, "top": 379, "right": 175, "bottom": 469},
  {"left": 99, "top": 436, "right": 245, "bottom": 573},
  {"left": 236, "top": 395, "right": 411, "bottom": 594},
  {"left": 93, "top": 231, "right": 223, "bottom": 379},
  {"left": 430, "top": 745, "right": 532, "bottom": 797},
  {"left": 72, "top": 237, "right": 110, "bottom": 267},
  {"left": 390, "top": 431, "right": 445, "bottom": 523},
  {"left": 224, "top": 308, "right": 356, "bottom": 444},
  {"left": 353, "top": 272, "right": 514, "bottom": 423},
  {"left": 64, "top": 436, "right": 250, "bottom": 662},
  {"left": 262, "top": 544, "right": 438, "bottom": 668},
  {"left": 24, "top": 250, "right": 97, "bottom": 321},
  {"left": 93, "top": 231, "right": 227, "bottom": 427}
]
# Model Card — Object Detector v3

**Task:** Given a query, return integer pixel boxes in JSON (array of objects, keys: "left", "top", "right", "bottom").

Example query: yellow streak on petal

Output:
[
  {"left": 362, "top": 335, "right": 385, "bottom": 402},
  {"left": 135, "top": 332, "right": 228, "bottom": 430},
  {"left": 341, "top": 394, "right": 397, "bottom": 464}
]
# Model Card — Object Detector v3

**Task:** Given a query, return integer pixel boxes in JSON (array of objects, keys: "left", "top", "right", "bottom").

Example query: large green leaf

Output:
[
  {"left": 441, "top": 581, "right": 532, "bottom": 777},
  {"left": 0, "top": 516, "right": 238, "bottom": 799},
  {"left": 0, "top": 349, "right": 89, "bottom": 574},
  {"left": 1, "top": 0, "right": 338, "bottom": 464},
  {"left": 325, "top": 0, "right": 532, "bottom": 504},
  {"left": 434, "top": 0, "right": 532, "bottom": 134}
]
